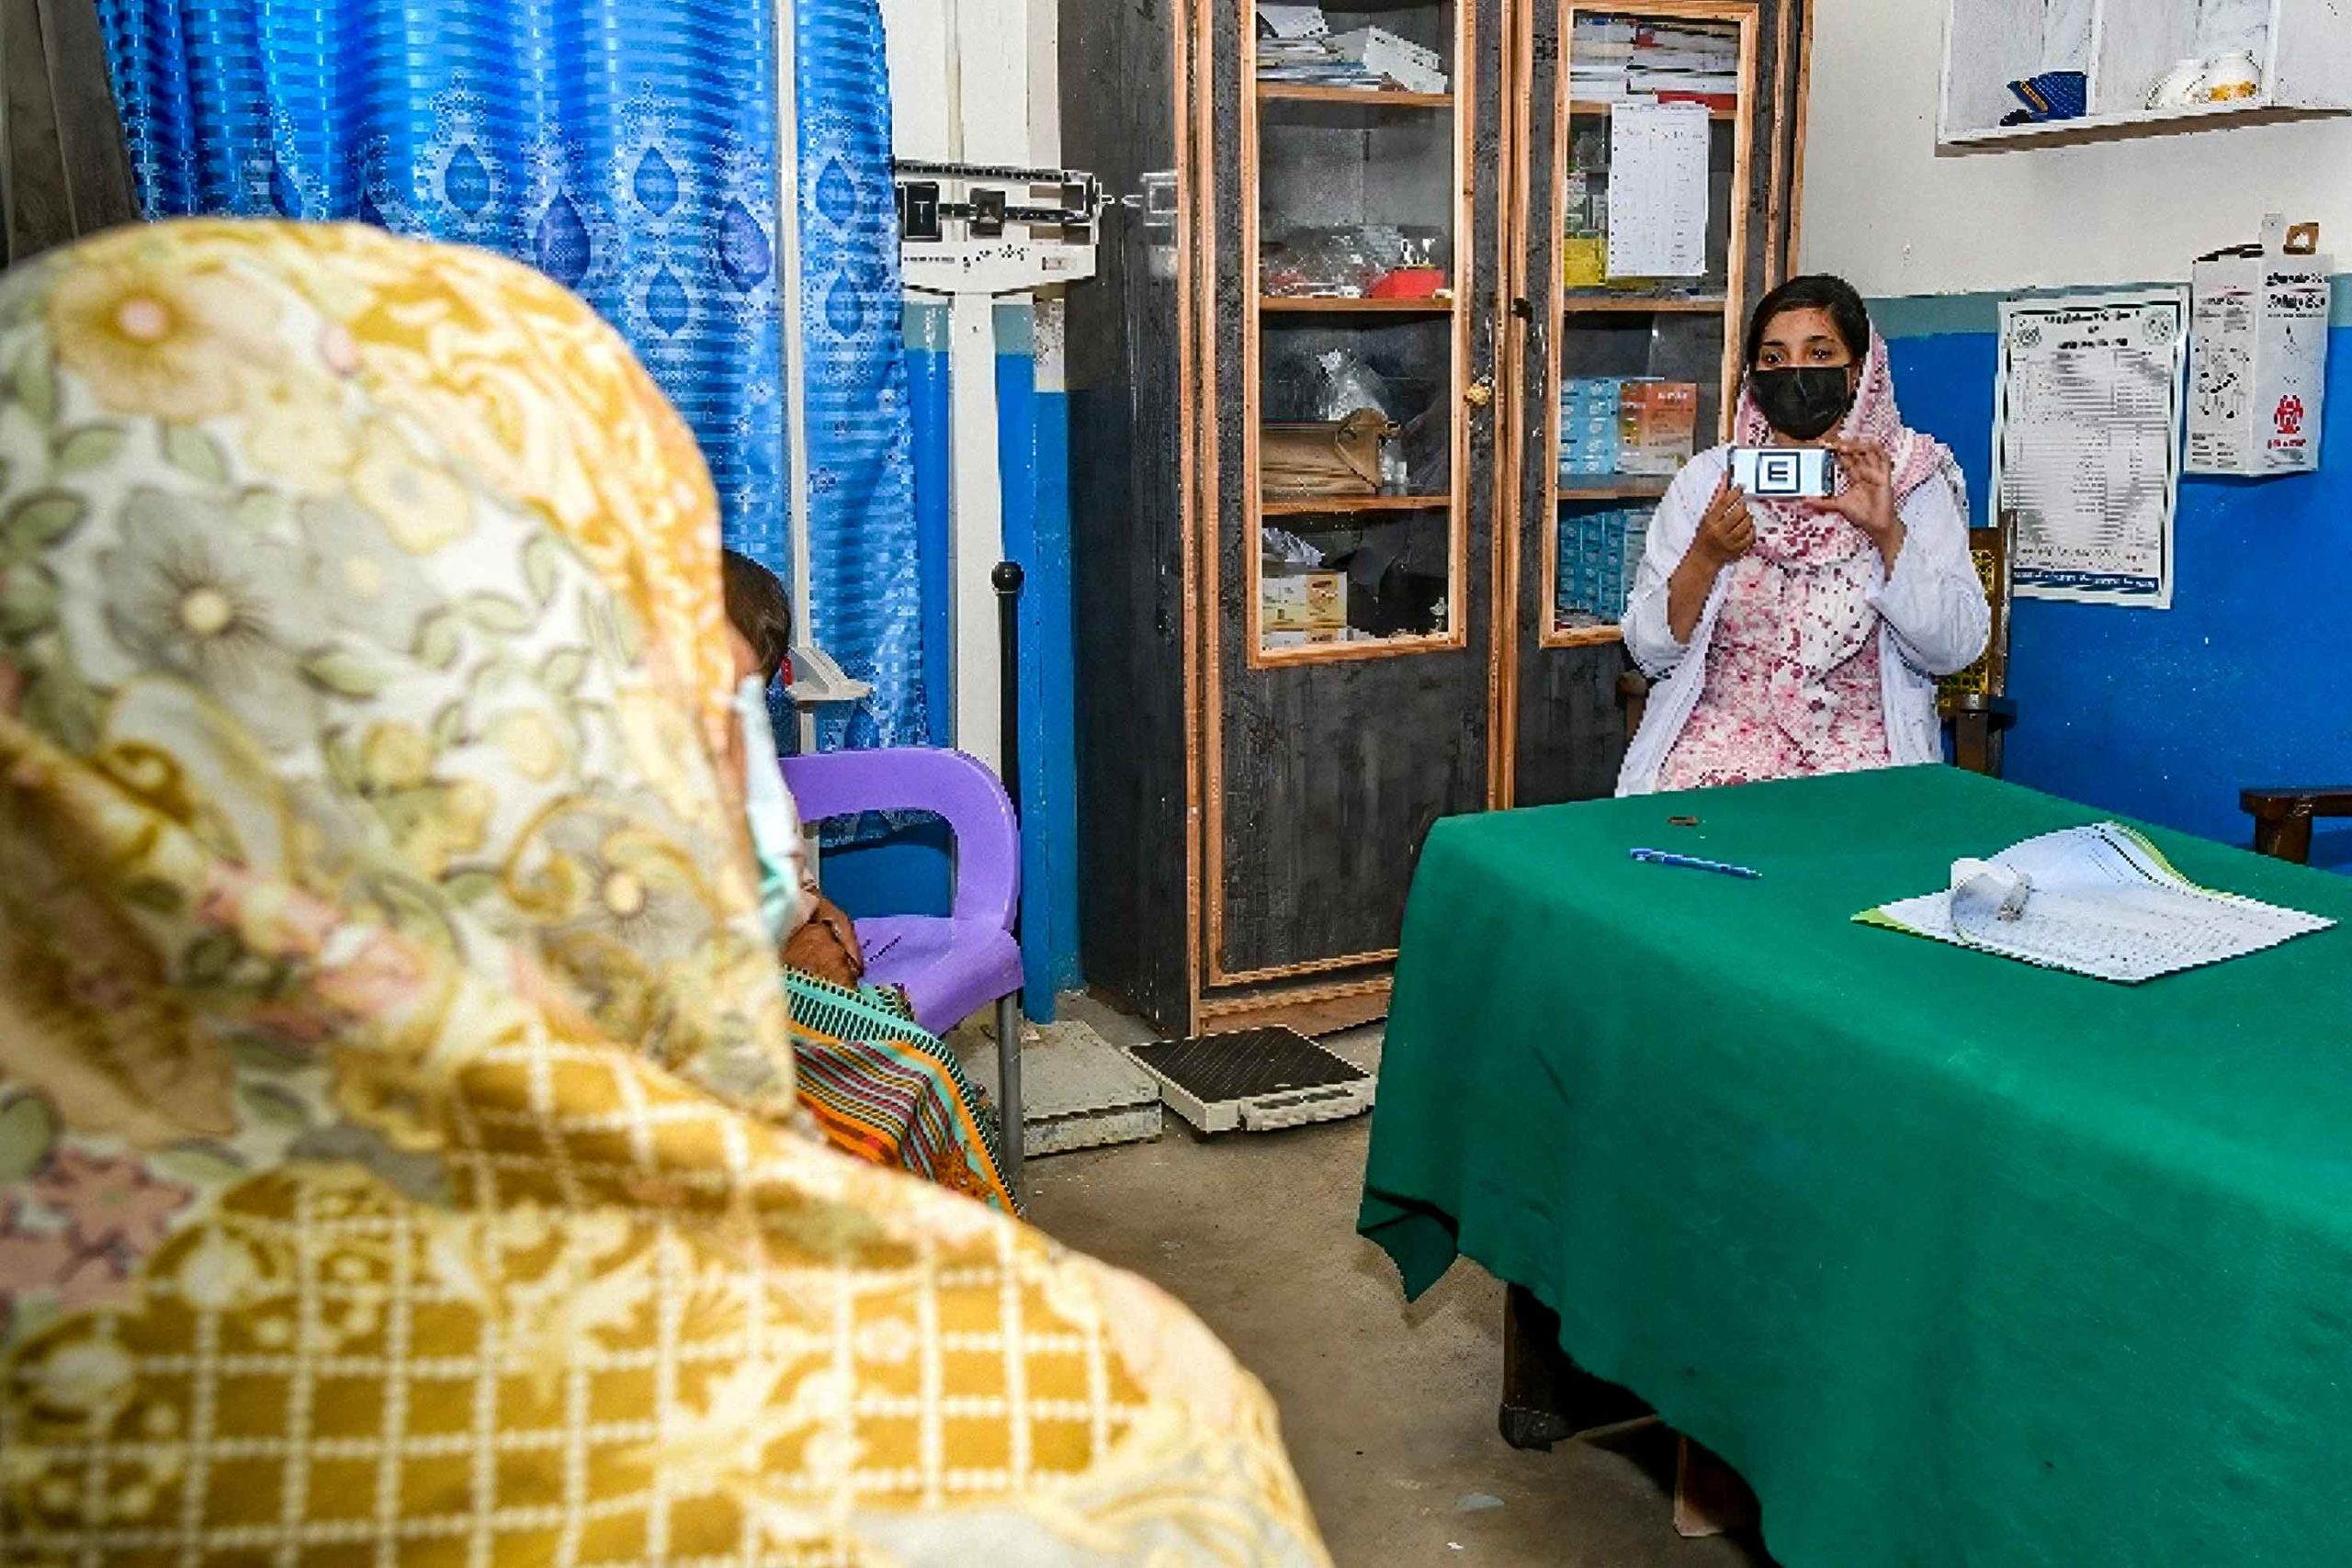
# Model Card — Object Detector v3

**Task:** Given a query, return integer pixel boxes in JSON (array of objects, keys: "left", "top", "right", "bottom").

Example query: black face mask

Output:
[{"left": 1748, "top": 366, "right": 1855, "bottom": 441}]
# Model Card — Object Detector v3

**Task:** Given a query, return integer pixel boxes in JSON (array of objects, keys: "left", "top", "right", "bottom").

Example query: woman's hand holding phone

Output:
[
  {"left": 1693, "top": 477, "right": 1755, "bottom": 567},
  {"left": 1667, "top": 475, "right": 1755, "bottom": 641},
  {"left": 1809, "top": 437, "right": 1904, "bottom": 565}
]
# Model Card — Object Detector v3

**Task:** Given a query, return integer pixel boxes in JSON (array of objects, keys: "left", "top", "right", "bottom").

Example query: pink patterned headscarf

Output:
[{"left": 1727, "top": 330, "right": 1967, "bottom": 754}]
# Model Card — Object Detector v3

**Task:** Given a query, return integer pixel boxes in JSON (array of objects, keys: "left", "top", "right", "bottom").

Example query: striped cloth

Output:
[{"left": 786, "top": 972, "right": 1019, "bottom": 1213}]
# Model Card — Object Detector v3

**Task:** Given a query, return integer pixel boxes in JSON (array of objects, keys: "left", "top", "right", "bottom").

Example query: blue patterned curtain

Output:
[
  {"left": 793, "top": 0, "right": 927, "bottom": 750},
  {"left": 95, "top": 0, "right": 927, "bottom": 750},
  {"left": 94, "top": 0, "right": 792, "bottom": 586}
]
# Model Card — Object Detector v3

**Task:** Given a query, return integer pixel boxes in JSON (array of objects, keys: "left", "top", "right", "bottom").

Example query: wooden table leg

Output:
[
  {"left": 1499, "top": 1282, "right": 1652, "bottom": 1450},
  {"left": 1674, "top": 1435, "right": 1762, "bottom": 1538}
]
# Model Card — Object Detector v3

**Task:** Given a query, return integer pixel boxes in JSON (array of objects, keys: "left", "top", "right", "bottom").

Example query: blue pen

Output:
[{"left": 1629, "top": 847, "right": 1762, "bottom": 880}]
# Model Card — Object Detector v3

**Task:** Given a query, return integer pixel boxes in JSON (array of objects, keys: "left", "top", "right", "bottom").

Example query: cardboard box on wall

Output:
[{"left": 2187, "top": 216, "right": 2331, "bottom": 478}]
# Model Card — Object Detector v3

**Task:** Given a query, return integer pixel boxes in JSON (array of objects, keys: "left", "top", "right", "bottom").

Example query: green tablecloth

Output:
[{"left": 1359, "top": 766, "right": 2352, "bottom": 1568}]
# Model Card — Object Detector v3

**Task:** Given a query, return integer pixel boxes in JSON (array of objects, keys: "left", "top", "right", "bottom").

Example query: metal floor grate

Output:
[{"left": 1126, "top": 1027, "right": 1374, "bottom": 1134}]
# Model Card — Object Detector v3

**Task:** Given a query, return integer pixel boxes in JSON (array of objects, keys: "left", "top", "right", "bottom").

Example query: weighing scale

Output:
[{"left": 1127, "top": 1028, "right": 1377, "bottom": 1135}]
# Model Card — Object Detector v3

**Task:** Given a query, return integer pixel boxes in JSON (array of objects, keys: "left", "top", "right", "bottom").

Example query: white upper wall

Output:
[
  {"left": 878, "top": 0, "right": 955, "bottom": 160},
  {"left": 1798, "top": 0, "right": 2352, "bottom": 297},
  {"left": 877, "top": 0, "right": 1059, "bottom": 165}
]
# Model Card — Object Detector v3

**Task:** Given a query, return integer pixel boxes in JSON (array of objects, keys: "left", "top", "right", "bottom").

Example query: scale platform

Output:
[
  {"left": 1125, "top": 1027, "right": 1376, "bottom": 1134},
  {"left": 963, "top": 1016, "right": 1164, "bottom": 1158}
]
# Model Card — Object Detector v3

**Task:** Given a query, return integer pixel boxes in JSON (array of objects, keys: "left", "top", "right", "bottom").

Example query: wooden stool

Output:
[
  {"left": 1674, "top": 1436, "right": 1761, "bottom": 1538},
  {"left": 1499, "top": 1283, "right": 1648, "bottom": 1449}
]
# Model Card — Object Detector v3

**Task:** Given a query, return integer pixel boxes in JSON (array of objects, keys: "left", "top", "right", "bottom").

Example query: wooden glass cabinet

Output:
[{"left": 1065, "top": 0, "right": 1808, "bottom": 1034}]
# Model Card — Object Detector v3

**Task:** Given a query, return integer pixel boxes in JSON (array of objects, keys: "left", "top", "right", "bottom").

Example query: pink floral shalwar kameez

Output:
[{"left": 1657, "top": 550, "right": 1894, "bottom": 790}]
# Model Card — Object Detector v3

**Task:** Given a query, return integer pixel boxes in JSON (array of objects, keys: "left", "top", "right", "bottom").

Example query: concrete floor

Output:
[{"left": 1020, "top": 1001, "right": 1772, "bottom": 1568}]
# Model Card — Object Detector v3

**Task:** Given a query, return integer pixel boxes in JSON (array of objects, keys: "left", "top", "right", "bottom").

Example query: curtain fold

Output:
[{"left": 793, "top": 0, "right": 927, "bottom": 750}]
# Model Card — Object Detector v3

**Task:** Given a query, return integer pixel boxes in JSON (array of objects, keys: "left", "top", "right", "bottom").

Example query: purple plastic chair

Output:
[{"left": 781, "top": 748, "right": 1026, "bottom": 1190}]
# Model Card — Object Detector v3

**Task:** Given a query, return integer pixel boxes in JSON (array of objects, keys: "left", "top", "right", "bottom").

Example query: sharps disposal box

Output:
[{"left": 2187, "top": 214, "right": 2331, "bottom": 477}]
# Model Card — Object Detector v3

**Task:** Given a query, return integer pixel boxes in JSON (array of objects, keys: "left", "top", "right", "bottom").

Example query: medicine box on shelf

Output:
[{"left": 1262, "top": 568, "right": 1349, "bottom": 631}]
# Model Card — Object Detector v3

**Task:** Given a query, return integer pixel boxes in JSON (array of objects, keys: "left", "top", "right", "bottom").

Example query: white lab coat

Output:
[{"left": 1616, "top": 444, "right": 1991, "bottom": 797}]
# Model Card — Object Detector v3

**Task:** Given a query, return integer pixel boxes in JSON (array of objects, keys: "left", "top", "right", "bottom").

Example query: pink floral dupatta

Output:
[{"left": 1728, "top": 330, "right": 1967, "bottom": 752}]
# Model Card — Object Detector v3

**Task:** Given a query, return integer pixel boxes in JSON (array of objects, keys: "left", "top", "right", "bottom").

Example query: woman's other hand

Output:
[
  {"left": 1814, "top": 438, "right": 1905, "bottom": 565},
  {"left": 1667, "top": 476, "right": 1753, "bottom": 641},
  {"left": 1692, "top": 477, "right": 1755, "bottom": 566}
]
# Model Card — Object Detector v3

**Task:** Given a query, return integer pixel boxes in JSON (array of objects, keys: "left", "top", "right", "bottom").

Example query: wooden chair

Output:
[
  {"left": 2242, "top": 787, "right": 2352, "bottom": 864},
  {"left": 1939, "top": 518, "right": 2017, "bottom": 777},
  {"left": 1618, "top": 664, "right": 1648, "bottom": 745},
  {"left": 1614, "top": 516, "right": 2016, "bottom": 772}
]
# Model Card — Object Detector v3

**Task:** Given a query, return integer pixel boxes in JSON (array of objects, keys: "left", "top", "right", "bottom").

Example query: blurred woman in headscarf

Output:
[{"left": 0, "top": 219, "right": 1326, "bottom": 1565}]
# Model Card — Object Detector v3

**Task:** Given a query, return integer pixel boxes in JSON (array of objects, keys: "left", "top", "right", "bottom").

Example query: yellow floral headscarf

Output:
[{"left": 0, "top": 220, "right": 1327, "bottom": 1566}]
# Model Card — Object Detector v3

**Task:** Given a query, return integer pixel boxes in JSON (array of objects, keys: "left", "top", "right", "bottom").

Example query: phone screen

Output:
[{"left": 1729, "top": 446, "right": 1836, "bottom": 499}]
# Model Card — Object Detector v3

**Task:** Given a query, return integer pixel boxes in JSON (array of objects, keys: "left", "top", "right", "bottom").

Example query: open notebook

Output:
[{"left": 1859, "top": 822, "right": 2334, "bottom": 984}]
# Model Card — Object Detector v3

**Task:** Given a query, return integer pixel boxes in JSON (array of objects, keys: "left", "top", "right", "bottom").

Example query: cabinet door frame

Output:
[{"left": 1198, "top": 0, "right": 1510, "bottom": 990}]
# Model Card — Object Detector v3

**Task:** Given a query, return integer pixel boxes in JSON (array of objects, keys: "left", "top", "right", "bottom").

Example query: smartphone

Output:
[{"left": 1728, "top": 446, "right": 1837, "bottom": 499}]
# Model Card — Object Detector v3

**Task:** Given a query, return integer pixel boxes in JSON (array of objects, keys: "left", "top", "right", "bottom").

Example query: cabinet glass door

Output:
[
  {"left": 1249, "top": 2, "right": 1467, "bottom": 660},
  {"left": 1545, "top": 5, "right": 1752, "bottom": 646},
  {"left": 1204, "top": 0, "right": 1503, "bottom": 989}
]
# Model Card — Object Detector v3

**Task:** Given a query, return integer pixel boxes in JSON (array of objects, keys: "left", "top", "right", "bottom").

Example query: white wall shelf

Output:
[
  {"left": 1938, "top": 0, "right": 2352, "bottom": 152},
  {"left": 1939, "top": 95, "right": 2348, "bottom": 149}
]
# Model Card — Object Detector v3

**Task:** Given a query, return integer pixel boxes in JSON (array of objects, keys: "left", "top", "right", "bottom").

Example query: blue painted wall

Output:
[
  {"left": 996, "top": 337, "right": 1086, "bottom": 1018},
  {"left": 1883, "top": 309, "right": 2352, "bottom": 872},
  {"left": 817, "top": 301, "right": 1085, "bottom": 1016}
]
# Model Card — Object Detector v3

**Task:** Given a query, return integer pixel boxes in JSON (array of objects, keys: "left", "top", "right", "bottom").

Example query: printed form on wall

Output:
[
  {"left": 1605, "top": 101, "right": 1710, "bottom": 278},
  {"left": 1994, "top": 289, "right": 2188, "bottom": 609}
]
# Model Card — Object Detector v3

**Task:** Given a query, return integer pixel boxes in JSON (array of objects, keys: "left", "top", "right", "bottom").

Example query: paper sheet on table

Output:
[
  {"left": 1858, "top": 822, "right": 2332, "bottom": 984},
  {"left": 1605, "top": 102, "right": 1710, "bottom": 278}
]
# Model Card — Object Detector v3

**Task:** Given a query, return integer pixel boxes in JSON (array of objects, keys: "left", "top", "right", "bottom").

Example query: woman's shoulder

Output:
[{"left": 1894, "top": 460, "right": 1970, "bottom": 534}]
